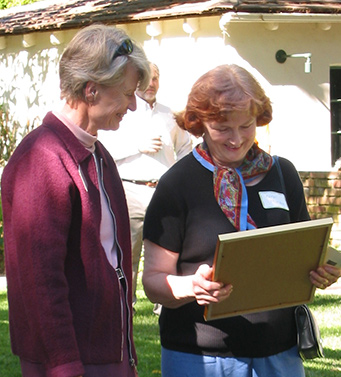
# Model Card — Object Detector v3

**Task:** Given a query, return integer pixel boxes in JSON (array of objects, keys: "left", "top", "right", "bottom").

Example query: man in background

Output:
[{"left": 99, "top": 63, "right": 192, "bottom": 310}]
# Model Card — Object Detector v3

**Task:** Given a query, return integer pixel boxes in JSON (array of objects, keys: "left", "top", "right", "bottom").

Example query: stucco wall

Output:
[{"left": 1, "top": 16, "right": 341, "bottom": 171}]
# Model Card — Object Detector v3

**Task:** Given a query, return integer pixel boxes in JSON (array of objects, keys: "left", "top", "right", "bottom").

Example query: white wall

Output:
[
  {"left": 1, "top": 16, "right": 340, "bottom": 171},
  {"left": 0, "top": 29, "right": 75, "bottom": 129}
]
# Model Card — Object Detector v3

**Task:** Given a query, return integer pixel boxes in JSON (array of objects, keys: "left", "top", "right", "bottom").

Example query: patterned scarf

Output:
[{"left": 193, "top": 142, "right": 273, "bottom": 231}]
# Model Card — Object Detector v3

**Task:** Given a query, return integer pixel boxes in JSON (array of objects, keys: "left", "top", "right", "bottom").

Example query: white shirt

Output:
[{"left": 98, "top": 96, "right": 192, "bottom": 181}]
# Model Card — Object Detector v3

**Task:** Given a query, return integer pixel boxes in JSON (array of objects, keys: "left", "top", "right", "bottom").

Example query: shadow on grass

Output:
[
  {"left": 133, "top": 292, "right": 341, "bottom": 377},
  {"left": 1, "top": 288, "right": 339, "bottom": 377},
  {"left": 0, "top": 287, "right": 159, "bottom": 377}
]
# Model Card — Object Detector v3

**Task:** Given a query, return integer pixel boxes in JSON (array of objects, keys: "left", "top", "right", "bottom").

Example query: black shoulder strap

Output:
[{"left": 273, "top": 155, "right": 286, "bottom": 196}]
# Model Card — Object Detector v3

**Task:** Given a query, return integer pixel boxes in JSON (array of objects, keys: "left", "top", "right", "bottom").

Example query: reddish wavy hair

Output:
[{"left": 176, "top": 64, "right": 272, "bottom": 137}]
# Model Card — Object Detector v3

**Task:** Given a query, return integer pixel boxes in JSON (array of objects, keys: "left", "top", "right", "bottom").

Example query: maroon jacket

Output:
[{"left": 1, "top": 112, "right": 136, "bottom": 376}]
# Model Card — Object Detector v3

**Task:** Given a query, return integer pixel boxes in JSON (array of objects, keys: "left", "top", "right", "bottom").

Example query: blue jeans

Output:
[{"left": 161, "top": 346, "right": 305, "bottom": 377}]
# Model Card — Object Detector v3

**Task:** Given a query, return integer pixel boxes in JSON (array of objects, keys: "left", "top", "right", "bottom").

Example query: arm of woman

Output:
[{"left": 142, "top": 239, "right": 233, "bottom": 309}]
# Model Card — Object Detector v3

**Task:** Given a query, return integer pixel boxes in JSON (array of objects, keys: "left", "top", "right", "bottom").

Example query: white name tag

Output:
[{"left": 259, "top": 191, "right": 289, "bottom": 211}]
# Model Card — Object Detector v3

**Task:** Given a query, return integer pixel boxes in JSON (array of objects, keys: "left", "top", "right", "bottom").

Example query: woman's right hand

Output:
[
  {"left": 143, "top": 240, "right": 233, "bottom": 309},
  {"left": 192, "top": 264, "right": 233, "bottom": 306}
]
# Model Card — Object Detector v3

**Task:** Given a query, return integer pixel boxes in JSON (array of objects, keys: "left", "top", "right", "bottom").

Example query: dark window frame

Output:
[{"left": 330, "top": 66, "right": 341, "bottom": 166}]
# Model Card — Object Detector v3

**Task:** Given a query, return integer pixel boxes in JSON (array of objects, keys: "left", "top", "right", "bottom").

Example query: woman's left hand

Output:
[
  {"left": 309, "top": 265, "right": 341, "bottom": 290},
  {"left": 192, "top": 264, "right": 233, "bottom": 306}
]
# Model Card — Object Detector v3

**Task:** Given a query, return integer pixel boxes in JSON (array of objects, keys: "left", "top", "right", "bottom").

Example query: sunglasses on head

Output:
[{"left": 112, "top": 39, "right": 133, "bottom": 61}]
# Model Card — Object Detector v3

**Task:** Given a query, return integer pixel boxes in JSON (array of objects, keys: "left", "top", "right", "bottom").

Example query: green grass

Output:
[
  {"left": 133, "top": 283, "right": 161, "bottom": 376},
  {"left": 0, "top": 281, "right": 162, "bottom": 377},
  {"left": 0, "top": 290, "right": 21, "bottom": 376},
  {"left": 0, "top": 281, "right": 340, "bottom": 377},
  {"left": 303, "top": 294, "right": 341, "bottom": 376}
]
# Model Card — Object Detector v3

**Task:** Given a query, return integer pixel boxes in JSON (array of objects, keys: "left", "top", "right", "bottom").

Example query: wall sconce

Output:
[
  {"left": 183, "top": 18, "right": 199, "bottom": 36},
  {"left": 0, "top": 36, "right": 6, "bottom": 50},
  {"left": 50, "top": 31, "right": 64, "bottom": 46},
  {"left": 275, "top": 49, "right": 312, "bottom": 73},
  {"left": 264, "top": 22, "right": 279, "bottom": 31},
  {"left": 318, "top": 23, "right": 332, "bottom": 31},
  {"left": 22, "top": 33, "right": 36, "bottom": 48},
  {"left": 146, "top": 21, "right": 162, "bottom": 37}
]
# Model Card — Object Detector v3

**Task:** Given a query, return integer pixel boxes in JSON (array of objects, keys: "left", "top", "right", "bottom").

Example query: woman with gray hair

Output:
[{"left": 1, "top": 24, "right": 150, "bottom": 377}]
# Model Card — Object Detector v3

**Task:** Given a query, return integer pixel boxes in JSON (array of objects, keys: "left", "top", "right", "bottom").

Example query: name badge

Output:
[{"left": 259, "top": 191, "right": 289, "bottom": 211}]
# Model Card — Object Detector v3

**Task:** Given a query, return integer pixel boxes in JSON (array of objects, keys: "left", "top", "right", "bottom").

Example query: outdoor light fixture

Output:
[
  {"left": 50, "top": 31, "right": 64, "bottom": 46},
  {"left": 319, "top": 23, "right": 332, "bottom": 31},
  {"left": 264, "top": 22, "right": 279, "bottom": 31},
  {"left": 183, "top": 18, "right": 199, "bottom": 36},
  {"left": 275, "top": 49, "right": 312, "bottom": 73},
  {"left": 22, "top": 33, "right": 36, "bottom": 48},
  {"left": 146, "top": 21, "right": 162, "bottom": 37}
]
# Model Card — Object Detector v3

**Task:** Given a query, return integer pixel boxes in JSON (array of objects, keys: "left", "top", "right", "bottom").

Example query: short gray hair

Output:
[
  {"left": 59, "top": 24, "right": 150, "bottom": 103},
  {"left": 150, "top": 62, "right": 159, "bottom": 77}
]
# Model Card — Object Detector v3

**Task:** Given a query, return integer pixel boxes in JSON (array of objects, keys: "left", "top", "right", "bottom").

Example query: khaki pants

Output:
[{"left": 123, "top": 181, "right": 155, "bottom": 304}]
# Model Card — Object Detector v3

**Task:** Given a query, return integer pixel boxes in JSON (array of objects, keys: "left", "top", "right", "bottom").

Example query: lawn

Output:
[{"left": 0, "top": 280, "right": 340, "bottom": 377}]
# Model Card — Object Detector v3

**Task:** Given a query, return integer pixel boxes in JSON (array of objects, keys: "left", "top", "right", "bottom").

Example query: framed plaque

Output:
[{"left": 205, "top": 218, "right": 333, "bottom": 321}]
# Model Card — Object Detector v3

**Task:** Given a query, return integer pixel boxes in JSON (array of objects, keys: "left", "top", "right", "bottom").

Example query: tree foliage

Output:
[
  {"left": 0, "top": 0, "right": 40, "bottom": 10},
  {"left": 0, "top": 0, "right": 44, "bottom": 272}
]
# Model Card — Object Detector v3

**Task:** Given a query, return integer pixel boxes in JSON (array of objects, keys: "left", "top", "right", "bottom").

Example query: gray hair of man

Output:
[
  {"left": 59, "top": 24, "right": 150, "bottom": 105},
  {"left": 150, "top": 62, "right": 160, "bottom": 77}
]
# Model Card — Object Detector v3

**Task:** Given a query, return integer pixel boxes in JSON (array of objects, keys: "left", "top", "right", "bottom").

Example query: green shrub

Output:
[
  {"left": 0, "top": 0, "right": 40, "bottom": 10},
  {"left": 0, "top": 105, "right": 20, "bottom": 169},
  {"left": 0, "top": 199, "right": 3, "bottom": 274}
]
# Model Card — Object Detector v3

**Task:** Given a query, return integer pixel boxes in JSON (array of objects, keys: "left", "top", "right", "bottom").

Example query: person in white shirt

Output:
[{"left": 99, "top": 62, "right": 192, "bottom": 308}]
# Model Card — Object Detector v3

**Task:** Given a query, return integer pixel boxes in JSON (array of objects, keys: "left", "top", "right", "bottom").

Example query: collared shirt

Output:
[
  {"left": 53, "top": 111, "right": 118, "bottom": 268},
  {"left": 98, "top": 96, "right": 192, "bottom": 181}
]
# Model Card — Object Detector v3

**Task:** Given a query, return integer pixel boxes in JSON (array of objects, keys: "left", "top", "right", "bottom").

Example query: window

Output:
[{"left": 330, "top": 66, "right": 341, "bottom": 166}]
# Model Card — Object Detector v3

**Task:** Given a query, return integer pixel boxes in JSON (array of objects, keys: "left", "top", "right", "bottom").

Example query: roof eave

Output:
[{"left": 1, "top": 0, "right": 341, "bottom": 36}]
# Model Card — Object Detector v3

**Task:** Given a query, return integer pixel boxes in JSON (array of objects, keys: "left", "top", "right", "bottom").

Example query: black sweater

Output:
[{"left": 143, "top": 153, "right": 310, "bottom": 358}]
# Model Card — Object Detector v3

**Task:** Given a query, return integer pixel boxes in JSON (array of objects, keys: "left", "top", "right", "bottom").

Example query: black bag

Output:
[
  {"left": 273, "top": 158, "right": 325, "bottom": 361},
  {"left": 295, "top": 304, "right": 324, "bottom": 361}
]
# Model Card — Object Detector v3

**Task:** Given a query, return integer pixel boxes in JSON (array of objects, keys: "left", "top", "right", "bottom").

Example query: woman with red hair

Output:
[{"left": 142, "top": 65, "right": 340, "bottom": 377}]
